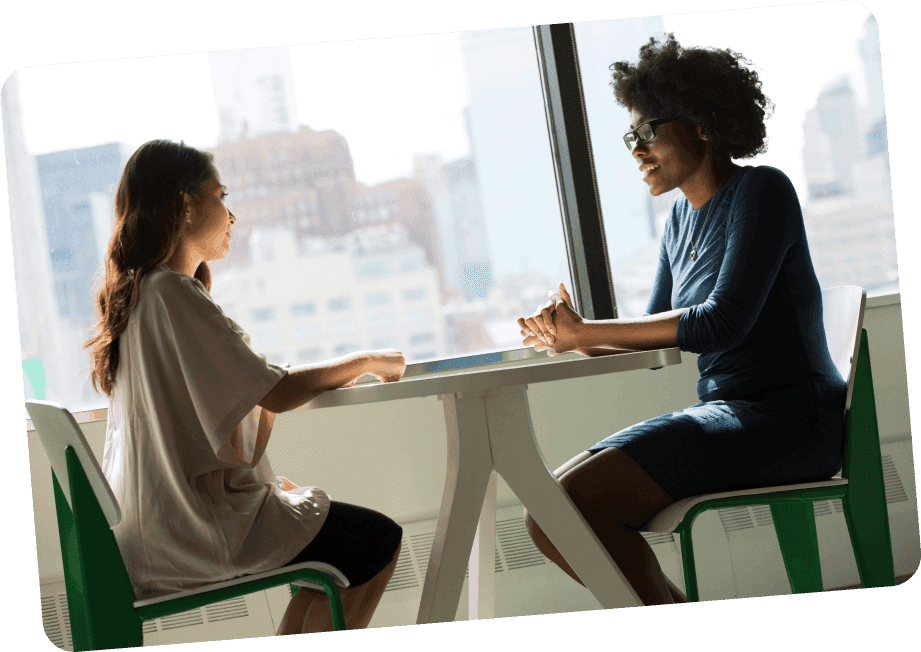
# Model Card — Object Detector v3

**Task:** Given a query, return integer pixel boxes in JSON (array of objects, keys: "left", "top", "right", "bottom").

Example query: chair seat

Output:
[
  {"left": 133, "top": 560, "right": 350, "bottom": 609},
  {"left": 640, "top": 478, "right": 849, "bottom": 533}
]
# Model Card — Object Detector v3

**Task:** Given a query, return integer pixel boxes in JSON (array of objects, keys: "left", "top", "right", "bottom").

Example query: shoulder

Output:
[
  {"left": 140, "top": 267, "right": 218, "bottom": 317},
  {"left": 737, "top": 165, "right": 797, "bottom": 197}
]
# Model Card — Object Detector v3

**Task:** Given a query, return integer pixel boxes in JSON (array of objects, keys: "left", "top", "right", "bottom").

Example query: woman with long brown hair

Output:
[{"left": 87, "top": 139, "right": 407, "bottom": 634}]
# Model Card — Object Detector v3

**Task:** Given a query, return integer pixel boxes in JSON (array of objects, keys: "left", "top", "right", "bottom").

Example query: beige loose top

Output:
[{"left": 102, "top": 266, "right": 330, "bottom": 600}]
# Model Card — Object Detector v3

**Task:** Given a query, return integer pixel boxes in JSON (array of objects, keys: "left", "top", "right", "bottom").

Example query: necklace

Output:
[{"left": 689, "top": 168, "right": 734, "bottom": 262}]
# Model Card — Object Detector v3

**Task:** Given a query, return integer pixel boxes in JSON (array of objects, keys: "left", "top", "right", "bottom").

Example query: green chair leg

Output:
[
  {"left": 770, "top": 502, "right": 823, "bottom": 593},
  {"left": 675, "top": 523, "right": 701, "bottom": 602},
  {"left": 842, "top": 493, "right": 896, "bottom": 588},
  {"left": 840, "top": 330, "right": 896, "bottom": 589}
]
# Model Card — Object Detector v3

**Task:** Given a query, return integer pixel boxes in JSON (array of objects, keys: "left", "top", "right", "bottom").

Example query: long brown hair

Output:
[{"left": 85, "top": 139, "right": 218, "bottom": 396}]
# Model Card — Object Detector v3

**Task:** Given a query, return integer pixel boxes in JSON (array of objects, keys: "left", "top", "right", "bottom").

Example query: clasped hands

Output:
[{"left": 517, "top": 283, "right": 585, "bottom": 356}]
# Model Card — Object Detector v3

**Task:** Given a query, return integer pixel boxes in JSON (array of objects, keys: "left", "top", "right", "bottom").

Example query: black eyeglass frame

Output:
[{"left": 623, "top": 118, "right": 676, "bottom": 151}]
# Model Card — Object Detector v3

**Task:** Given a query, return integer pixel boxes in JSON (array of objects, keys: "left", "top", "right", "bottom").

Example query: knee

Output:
[{"left": 523, "top": 507, "right": 551, "bottom": 553}]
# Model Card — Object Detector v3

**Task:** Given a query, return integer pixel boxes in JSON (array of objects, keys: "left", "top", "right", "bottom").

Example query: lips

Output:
[{"left": 640, "top": 163, "right": 660, "bottom": 181}]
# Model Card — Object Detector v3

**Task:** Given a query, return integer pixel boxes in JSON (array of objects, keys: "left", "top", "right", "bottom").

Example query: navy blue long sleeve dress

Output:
[{"left": 588, "top": 165, "right": 847, "bottom": 501}]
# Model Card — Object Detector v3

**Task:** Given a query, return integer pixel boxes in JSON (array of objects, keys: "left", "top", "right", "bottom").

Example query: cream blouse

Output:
[{"left": 102, "top": 266, "right": 330, "bottom": 600}]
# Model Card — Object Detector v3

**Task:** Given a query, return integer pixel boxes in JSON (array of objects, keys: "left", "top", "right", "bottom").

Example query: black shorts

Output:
[{"left": 283, "top": 501, "right": 403, "bottom": 587}]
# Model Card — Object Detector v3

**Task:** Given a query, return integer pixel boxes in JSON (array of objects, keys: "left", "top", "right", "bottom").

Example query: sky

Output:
[
  {"left": 8, "top": 1, "right": 879, "bottom": 288},
  {"left": 11, "top": 2, "right": 873, "bottom": 203}
]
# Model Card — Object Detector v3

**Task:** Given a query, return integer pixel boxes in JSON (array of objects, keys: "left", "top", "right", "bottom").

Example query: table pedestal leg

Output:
[
  {"left": 485, "top": 387, "right": 643, "bottom": 609},
  {"left": 417, "top": 393, "right": 494, "bottom": 624},
  {"left": 469, "top": 469, "right": 497, "bottom": 620}
]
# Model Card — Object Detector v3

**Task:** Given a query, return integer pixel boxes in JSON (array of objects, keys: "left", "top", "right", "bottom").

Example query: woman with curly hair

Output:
[
  {"left": 518, "top": 34, "right": 846, "bottom": 605},
  {"left": 87, "top": 139, "right": 407, "bottom": 633}
]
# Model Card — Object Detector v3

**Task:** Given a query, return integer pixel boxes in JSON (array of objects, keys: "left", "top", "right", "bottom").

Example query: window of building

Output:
[
  {"left": 252, "top": 308, "right": 276, "bottom": 322},
  {"left": 297, "top": 347, "right": 324, "bottom": 362},
  {"left": 410, "top": 332, "right": 435, "bottom": 346},
  {"left": 402, "top": 287, "right": 428, "bottom": 302},
  {"left": 328, "top": 297, "right": 352, "bottom": 312},
  {"left": 365, "top": 291, "right": 392, "bottom": 309},
  {"left": 291, "top": 302, "right": 316, "bottom": 317}
]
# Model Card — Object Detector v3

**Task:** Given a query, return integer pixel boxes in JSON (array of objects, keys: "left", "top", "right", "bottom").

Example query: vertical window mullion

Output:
[{"left": 533, "top": 23, "right": 618, "bottom": 320}]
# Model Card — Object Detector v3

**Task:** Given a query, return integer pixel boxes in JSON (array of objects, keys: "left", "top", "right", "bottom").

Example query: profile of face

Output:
[
  {"left": 628, "top": 108, "right": 709, "bottom": 197},
  {"left": 181, "top": 175, "right": 235, "bottom": 262}
]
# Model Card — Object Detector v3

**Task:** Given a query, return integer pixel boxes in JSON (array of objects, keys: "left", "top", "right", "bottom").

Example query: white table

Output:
[{"left": 303, "top": 347, "right": 681, "bottom": 622}]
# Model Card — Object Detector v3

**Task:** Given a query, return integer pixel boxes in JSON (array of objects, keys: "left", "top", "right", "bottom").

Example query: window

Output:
[
  {"left": 573, "top": 5, "right": 896, "bottom": 314},
  {"left": 410, "top": 332, "right": 435, "bottom": 346},
  {"left": 371, "top": 338, "right": 398, "bottom": 349},
  {"left": 291, "top": 302, "right": 317, "bottom": 317},
  {"left": 294, "top": 324, "right": 320, "bottom": 339},
  {"left": 365, "top": 291, "right": 392, "bottom": 309},
  {"left": 8, "top": 7, "right": 892, "bottom": 417},
  {"left": 333, "top": 343, "right": 359, "bottom": 356},
  {"left": 402, "top": 287, "right": 428, "bottom": 302},
  {"left": 328, "top": 297, "right": 352, "bottom": 312},
  {"left": 297, "top": 347, "right": 324, "bottom": 362}
]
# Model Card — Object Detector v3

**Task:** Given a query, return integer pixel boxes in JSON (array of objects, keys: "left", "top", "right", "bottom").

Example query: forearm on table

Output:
[
  {"left": 577, "top": 308, "right": 688, "bottom": 351},
  {"left": 259, "top": 352, "right": 368, "bottom": 413}
]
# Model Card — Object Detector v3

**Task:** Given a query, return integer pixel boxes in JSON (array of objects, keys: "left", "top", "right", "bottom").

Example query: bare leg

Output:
[
  {"left": 523, "top": 448, "right": 679, "bottom": 606},
  {"left": 276, "top": 541, "right": 402, "bottom": 635}
]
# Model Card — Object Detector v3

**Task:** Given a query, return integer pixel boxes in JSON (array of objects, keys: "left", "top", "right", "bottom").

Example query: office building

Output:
[{"left": 208, "top": 46, "right": 301, "bottom": 144}]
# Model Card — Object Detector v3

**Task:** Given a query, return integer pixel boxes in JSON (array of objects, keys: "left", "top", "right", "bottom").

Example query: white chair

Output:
[
  {"left": 27, "top": 399, "right": 350, "bottom": 650},
  {"left": 639, "top": 286, "right": 896, "bottom": 600}
]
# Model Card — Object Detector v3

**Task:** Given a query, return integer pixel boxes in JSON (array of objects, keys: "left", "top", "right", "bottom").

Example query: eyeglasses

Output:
[{"left": 623, "top": 118, "right": 676, "bottom": 151}]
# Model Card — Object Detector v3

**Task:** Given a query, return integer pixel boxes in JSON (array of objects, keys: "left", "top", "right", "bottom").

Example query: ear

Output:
[{"left": 696, "top": 124, "right": 708, "bottom": 141}]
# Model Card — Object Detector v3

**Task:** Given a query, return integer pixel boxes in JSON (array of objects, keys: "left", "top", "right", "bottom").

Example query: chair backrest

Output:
[
  {"left": 820, "top": 286, "right": 867, "bottom": 412},
  {"left": 26, "top": 400, "right": 121, "bottom": 528}
]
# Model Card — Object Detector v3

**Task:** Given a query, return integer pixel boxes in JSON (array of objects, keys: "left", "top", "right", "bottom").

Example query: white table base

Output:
[{"left": 416, "top": 385, "right": 642, "bottom": 624}]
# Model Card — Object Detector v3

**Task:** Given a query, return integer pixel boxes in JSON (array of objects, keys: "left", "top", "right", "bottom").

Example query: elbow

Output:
[
  {"left": 259, "top": 373, "right": 290, "bottom": 413},
  {"left": 680, "top": 307, "right": 750, "bottom": 354}
]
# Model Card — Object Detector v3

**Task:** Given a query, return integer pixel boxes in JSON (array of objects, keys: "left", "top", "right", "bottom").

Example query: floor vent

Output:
[
  {"left": 882, "top": 454, "right": 909, "bottom": 504},
  {"left": 204, "top": 596, "right": 248, "bottom": 623},
  {"left": 384, "top": 539, "right": 419, "bottom": 592},
  {"left": 814, "top": 501, "right": 835, "bottom": 518},
  {"left": 497, "top": 517, "right": 545, "bottom": 571},
  {"left": 751, "top": 504, "right": 773, "bottom": 527},
  {"left": 641, "top": 532, "right": 676, "bottom": 547},
  {"left": 159, "top": 608, "right": 204, "bottom": 631},
  {"left": 41, "top": 594, "right": 67, "bottom": 650},
  {"left": 718, "top": 506, "right": 755, "bottom": 533}
]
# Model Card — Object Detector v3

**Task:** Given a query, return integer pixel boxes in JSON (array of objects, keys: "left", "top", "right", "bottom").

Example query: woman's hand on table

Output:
[
  {"left": 518, "top": 283, "right": 585, "bottom": 357},
  {"left": 363, "top": 349, "right": 407, "bottom": 383}
]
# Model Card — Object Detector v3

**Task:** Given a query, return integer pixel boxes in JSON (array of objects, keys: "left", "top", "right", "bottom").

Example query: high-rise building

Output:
[
  {"left": 859, "top": 15, "right": 885, "bottom": 125},
  {"left": 802, "top": 76, "right": 864, "bottom": 200},
  {"left": 207, "top": 128, "right": 447, "bottom": 290},
  {"left": 208, "top": 127, "right": 357, "bottom": 269},
  {"left": 208, "top": 47, "right": 301, "bottom": 144},
  {"left": 209, "top": 224, "right": 446, "bottom": 364},
  {"left": 34, "top": 142, "right": 131, "bottom": 329},
  {"left": 413, "top": 108, "right": 493, "bottom": 301}
]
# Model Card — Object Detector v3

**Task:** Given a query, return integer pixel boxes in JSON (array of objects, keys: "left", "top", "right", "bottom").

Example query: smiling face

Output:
[
  {"left": 183, "top": 176, "right": 235, "bottom": 262},
  {"left": 628, "top": 108, "right": 709, "bottom": 198}
]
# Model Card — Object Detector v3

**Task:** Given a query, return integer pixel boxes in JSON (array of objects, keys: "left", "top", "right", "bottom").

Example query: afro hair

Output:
[{"left": 610, "top": 33, "right": 774, "bottom": 159}]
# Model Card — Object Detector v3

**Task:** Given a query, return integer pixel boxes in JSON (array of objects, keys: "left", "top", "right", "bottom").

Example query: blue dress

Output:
[{"left": 588, "top": 165, "right": 847, "bottom": 501}]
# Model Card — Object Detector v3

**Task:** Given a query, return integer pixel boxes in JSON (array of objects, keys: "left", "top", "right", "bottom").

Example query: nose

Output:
[{"left": 228, "top": 210, "right": 236, "bottom": 225}]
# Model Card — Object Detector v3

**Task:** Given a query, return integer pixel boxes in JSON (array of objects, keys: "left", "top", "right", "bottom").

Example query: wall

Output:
[{"left": 28, "top": 295, "right": 915, "bottom": 584}]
